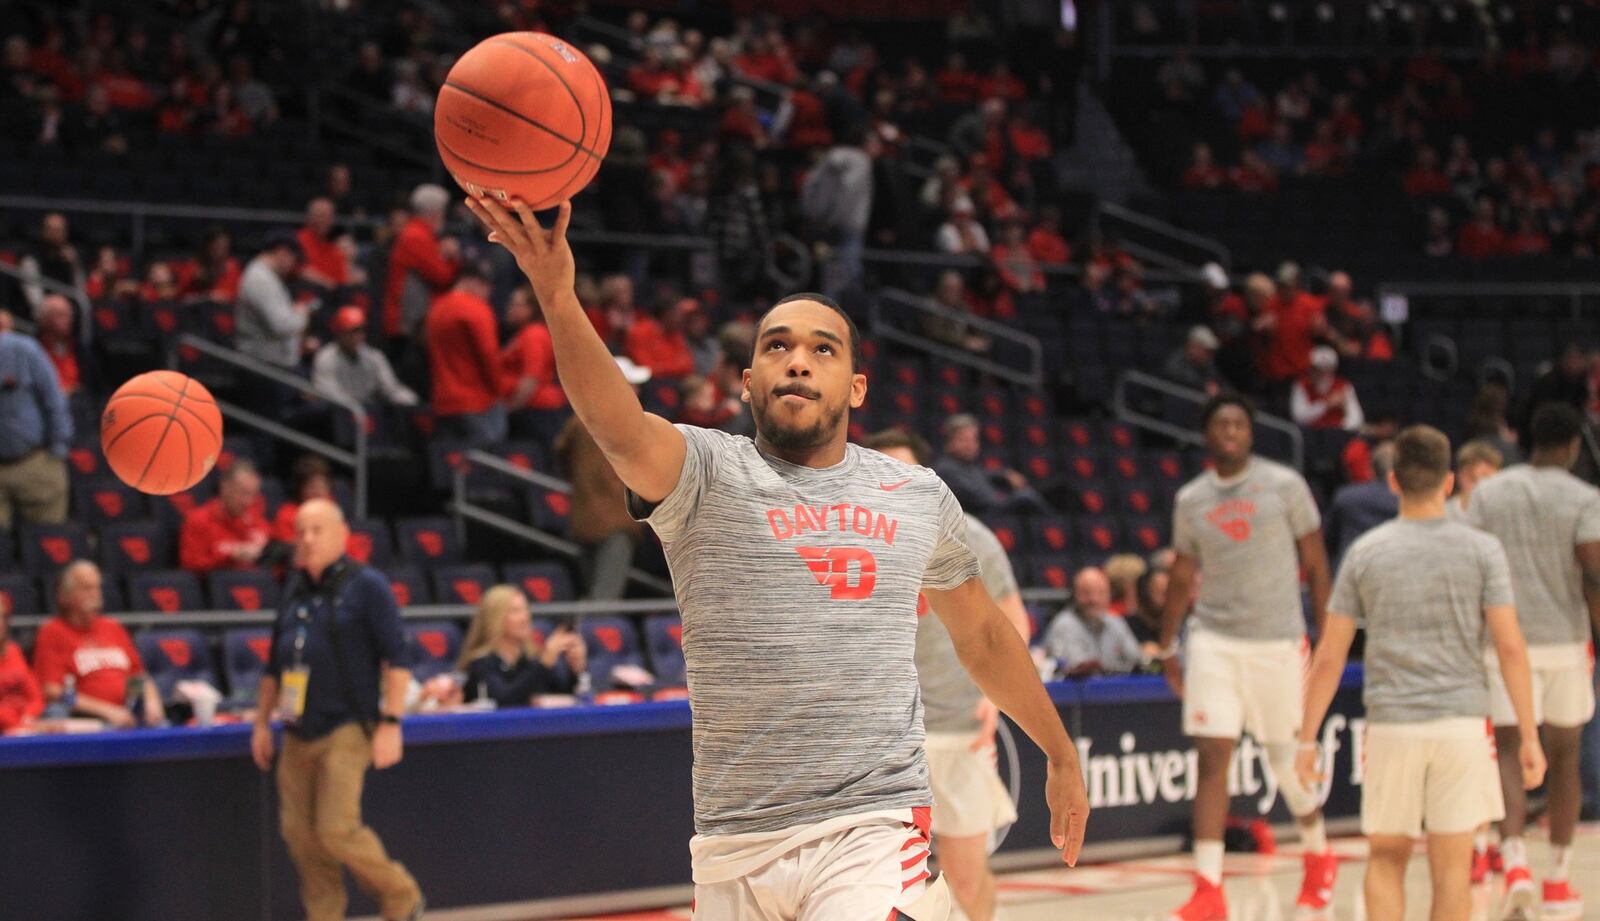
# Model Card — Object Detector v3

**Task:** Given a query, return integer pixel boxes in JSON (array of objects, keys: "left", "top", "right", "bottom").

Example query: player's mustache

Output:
[{"left": 773, "top": 384, "right": 819, "bottom": 400}]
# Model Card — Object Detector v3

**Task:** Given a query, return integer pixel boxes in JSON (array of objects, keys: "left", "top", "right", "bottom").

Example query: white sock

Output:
[
  {"left": 1300, "top": 816, "right": 1327, "bottom": 854},
  {"left": 1473, "top": 830, "right": 1488, "bottom": 852},
  {"left": 1549, "top": 845, "right": 1571, "bottom": 882},
  {"left": 1195, "top": 839, "right": 1224, "bottom": 886},
  {"left": 1501, "top": 836, "right": 1528, "bottom": 869}
]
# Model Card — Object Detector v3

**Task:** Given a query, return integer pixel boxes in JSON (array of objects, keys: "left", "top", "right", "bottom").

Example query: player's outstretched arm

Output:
[
  {"left": 468, "top": 198, "right": 685, "bottom": 502},
  {"left": 1294, "top": 612, "right": 1356, "bottom": 788},
  {"left": 1485, "top": 603, "right": 1546, "bottom": 789},
  {"left": 1296, "top": 531, "right": 1332, "bottom": 637},
  {"left": 1155, "top": 553, "right": 1199, "bottom": 697},
  {"left": 926, "top": 577, "right": 1088, "bottom": 866}
]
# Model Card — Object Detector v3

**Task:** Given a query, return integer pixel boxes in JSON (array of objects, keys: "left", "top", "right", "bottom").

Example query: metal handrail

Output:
[
  {"left": 871, "top": 288, "right": 1044, "bottom": 389},
  {"left": 8, "top": 597, "right": 684, "bottom": 631},
  {"left": 0, "top": 259, "right": 93, "bottom": 349},
  {"left": 173, "top": 334, "right": 369, "bottom": 519},
  {"left": 1093, "top": 201, "right": 1232, "bottom": 269},
  {"left": 1113, "top": 369, "right": 1305, "bottom": 470},
  {"left": 453, "top": 450, "right": 674, "bottom": 596}
]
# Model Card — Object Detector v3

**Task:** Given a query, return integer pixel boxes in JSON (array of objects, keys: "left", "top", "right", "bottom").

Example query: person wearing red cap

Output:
[{"left": 311, "top": 305, "right": 418, "bottom": 410}]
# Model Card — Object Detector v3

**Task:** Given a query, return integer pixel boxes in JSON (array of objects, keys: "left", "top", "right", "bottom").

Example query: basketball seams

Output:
[
  {"left": 492, "top": 34, "right": 589, "bottom": 148},
  {"left": 146, "top": 371, "right": 216, "bottom": 405},
  {"left": 526, "top": 40, "right": 611, "bottom": 206},
  {"left": 131, "top": 375, "right": 191, "bottom": 490},
  {"left": 437, "top": 132, "right": 577, "bottom": 176},
  {"left": 103, "top": 391, "right": 221, "bottom": 443}
]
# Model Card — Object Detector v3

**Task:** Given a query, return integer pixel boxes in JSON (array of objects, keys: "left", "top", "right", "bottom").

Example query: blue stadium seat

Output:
[
  {"left": 18, "top": 523, "right": 92, "bottom": 573},
  {"left": 65, "top": 441, "right": 106, "bottom": 481},
  {"left": 75, "top": 478, "right": 150, "bottom": 524},
  {"left": 97, "top": 520, "right": 171, "bottom": 573},
  {"left": 223, "top": 628, "right": 274, "bottom": 699},
  {"left": 1062, "top": 449, "right": 1101, "bottom": 481},
  {"left": 523, "top": 483, "right": 573, "bottom": 534},
  {"left": 429, "top": 563, "right": 496, "bottom": 606},
  {"left": 1060, "top": 419, "right": 1095, "bottom": 449},
  {"left": 644, "top": 613, "right": 686, "bottom": 687},
  {"left": 126, "top": 570, "right": 205, "bottom": 613},
  {"left": 405, "top": 621, "right": 463, "bottom": 681},
  {"left": 579, "top": 616, "right": 646, "bottom": 689},
  {"left": 382, "top": 565, "right": 431, "bottom": 607},
  {"left": 0, "top": 574, "right": 40, "bottom": 617},
  {"left": 1115, "top": 480, "right": 1161, "bottom": 517},
  {"left": 1074, "top": 479, "right": 1111, "bottom": 516},
  {"left": 1027, "top": 514, "right": 1072, "bottom": 555},
  {"left": 1126, "top": 516, "right": 1168, "bottom": 553},
  {"left": 135, "top": 628, "right": 217, "bottom": 701},
  {"left": 1017, "top": 448, "right": 1057, "bottom": 482},
  {"left": 208, "top": 570, "right": 280, "bottom": 612},
  {"left": 502, "top": 561, "right": 576, "bottom": 604},
  {"left": 394, "top": 517, "right": 461, "bottom": 565},
  {"left": 152, "top": 482, "right": 217, "bottom": 531},
  {"left": 1075, "top": 516, "right": 1123, "bottom": 557},
  {"left": 344, "top": 519, "right": 394, "bottom": 568},
  {"left": 1030, "top": 556, "right": 1070, "bottom": 590},
  {"left": 1107, "top": 452, "right": 1143, "bottom": 482},
  {"left": 1148, "top": 450, "right": 1188, "bottom": 484}
]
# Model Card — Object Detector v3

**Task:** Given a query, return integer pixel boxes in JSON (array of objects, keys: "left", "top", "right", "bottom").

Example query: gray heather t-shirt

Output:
[
  {"left": 1331, "top": 517, "right": 1513, "bottom": 723},
  {"left": 628, "top": 425, "right": 981, "bottom": 836},
  {"left": 1467, "top": 465, "right": 1600, "bottom": 646},
  {"left": 1171, "top": 457, "right": 1322, "bottom": 640},
  {"left": 915, "top": 513, "right": 1020, "bottom": 734}
]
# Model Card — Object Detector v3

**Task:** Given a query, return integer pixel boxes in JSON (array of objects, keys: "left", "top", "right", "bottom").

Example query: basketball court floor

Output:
[{"left": 557, "top": 825, "right": 1600, "bottom": 921}]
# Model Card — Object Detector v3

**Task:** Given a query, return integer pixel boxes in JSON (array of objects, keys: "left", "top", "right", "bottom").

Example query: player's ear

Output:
[
  {"left": 740, "top": 368, "right": 752, "bottom": 404},
  {"left": 850, "top": 370, "right": 867, "bottom": 409},
  {"left": 1385, "top": 470, "right": 1401, "bottom": 497}
]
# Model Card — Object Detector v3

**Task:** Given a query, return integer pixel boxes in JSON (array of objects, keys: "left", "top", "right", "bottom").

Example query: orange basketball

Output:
[
  {"left": 434, "top": 32, "right": 612, "bottom": 210},
  {"left": 101, "top": 371, "right": 224, "bottom": 496}
]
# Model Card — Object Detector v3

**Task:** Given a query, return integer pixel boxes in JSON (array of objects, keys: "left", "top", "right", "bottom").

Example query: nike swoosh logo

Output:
[{"left": 879, "top": 478, "right": 913, "bottom": 491}]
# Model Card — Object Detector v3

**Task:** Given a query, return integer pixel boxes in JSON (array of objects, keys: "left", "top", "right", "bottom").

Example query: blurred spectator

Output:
[
  {"left": 933, "top": 414, "right": 1050, "bottom": 515},
  {"left": 205, "top": 83, "right": 252, "bottom": 137},
  {"left": 682, "top": 300, "right": 720, "bottom": 375},
  {"left": 272, "top": 455, "right": 334, "bottom": 544},
  {"left": 0, "top": 315, "right": 71, "bottom": 528},
  {"left": 296, "top": 198, "right": 352, "bottom": 291},
  {"left": 1229, "top": 150, "right": 1279, "bottom": 193},
  {"left": 236, "top": 232, "right": 310, "bottom": 368},
  {"left": 1456, "top": 197, "right": 1506, "bottom": 259},
  {"left": 1212, "top": 68, "right": 1261, "bottom": 123},
  {"left": 85, "top": 245, "right": 138, "bottom": 301},
  {"left": 923, "top": 271, "right": 991, "bottom": 354},
  {"left": 948, "top": 97, "right": 1005, "bottom": 163},
  {"left": 1341, "top": 412, "right": 1401, "bottom": 484},
  {"left": 680, "top": 373, "right": 742, "bottom": 430},
  {"left": 347, "top": 41, "right": 389, "bottom": 100},
  {"left": 555, "top": 360, "right": 651, "bottom": 600},
  {"left": 1183, "top": 143, "right": 1226, "bottom": 189},
  {"left": 32, "top": 561, "right": 164, "bottom": 728},
  {"left": 1522, "top": 344, "right": 1593, "bottom": 442},
  {"left": 705, "top": 145, "right": 771, "bottom": 301},
  {"left": 228, "top": 56, "right": 276, "bottom": 126},
  {"left": 731, "top": 33, "right": 797, "bottom": 85},
  {"left": 72, "top": 84, "right": 128, "bottom": 155},
  {"left": 718, "top": 86, "right": 767, "bottom": 147},
  {"left": 34, "top": 294, "right": 81, "bottom": 396},
  {"left": 1253, "top": 267, "right": 1320, "bottom": 387},
  {"left": 991, "top": 221, "right": 1045, "bottom": 294},
  {"left": 311, "top": 306, "right": 418, "bottom": 410},
  {"left": 501, "top": 287, "right": 567, "bottom": 442},
  {"left": 1163, "top": 326, "right": 1223, "bottom": 394},
  {"left": 140, "top": 262, "right": 181, "bottom": 304},
  {"left": 935, "top": 198, "right": 990, "bottom": 255},
  {"left": 426, "top": 270, "right": 506, "bottom": 446},
  {"left": 626, "top": 298, "right": 698, "bottom": 380},
  {"left": 384, "top": 184, "right": 461, "bottom": 344},
  {"left": 1324, "top": 441, "right": 1398, "bottom": 572},
  {"left": 458, "top": 586, "right": 584, "bottom": 705},
  {"left": 180, "top": 460, "right": 271, "bottom": 573},
  {"left": 1129, "top": 567, "right": 1169, "bottom": 656},
  {"left": 1404, "top": 147, "right": 1451, "bottom": 198},
  {"left": 1464, "top": 383, "right": 1522, "bottom": 467},
  {"left": 1446, "top": 440, "right": 1504, "bottom": 520},
  {"left": 1256, "top": 122, "right": 1303, "bottom": 177},
  {"left": 0, "top": 593, "right": 44, "bottom": 732},
  {"left": 800, "top": 128, "right": 872, "bottom": 298},
  {"left": 1027, "top": 205, "right": 1072, "bottom": 265},
  {"left": 1320, "top": 272, "right": 1392, "bottom": 361},
  {"left": 176, "top": 228, "right": 243, "bottom": 302},
  {"left": 1104, "top": 553, "right": 1147, "bottom": 617},
  {"left": 1043, "top": 568, "right": 1141, "bottom": 677},
  {"left": 1291, "top": 347, "right": 1364, "bottom": 431},
  {"left": 919, "top": 155, "right": 963, "bottom": 215},
  {"left": 19, "top": 213, "right": 84, "bottom": 313}
]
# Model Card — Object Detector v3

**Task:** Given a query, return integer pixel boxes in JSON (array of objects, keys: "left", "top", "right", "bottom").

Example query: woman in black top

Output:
[{"left": 457, "top": 585, "right": 586, "bottom": 706}]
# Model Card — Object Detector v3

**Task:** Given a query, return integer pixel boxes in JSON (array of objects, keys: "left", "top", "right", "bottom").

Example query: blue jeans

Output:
[{"left": 436, "top": 405, "right": 507, "bottom": 447}]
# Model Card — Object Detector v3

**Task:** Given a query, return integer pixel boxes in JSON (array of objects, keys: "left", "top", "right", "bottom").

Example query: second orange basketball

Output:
[{"left": 434, "top": 31, "right": 612, "bottom": 210}]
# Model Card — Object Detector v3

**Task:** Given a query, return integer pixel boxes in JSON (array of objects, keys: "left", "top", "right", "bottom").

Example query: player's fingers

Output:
[
  {"left": 552, "top": 200, "right": 572, "bottom": 240},
  {"left": 477, "top": 196, "right": 530, "bottom": 249},
  {"left": 1063, "top": 810, "right": 1086, "bottom": 866},
  {"left": 1050, "top": 804, "right": 1067, "bottom": 852},
  {"left": 509, "top": 198, "right": 547, "bottom": 253}
]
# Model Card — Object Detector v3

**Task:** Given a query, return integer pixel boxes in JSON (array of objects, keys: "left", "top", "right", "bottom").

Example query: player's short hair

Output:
[
  {"left": 1455, "top": 439, "right": 1504, "bottom": 470},
  {"left": 1530, "top": 402, "right": 1583, "bottom": 451},
  {"left": 1392, "top": 424, "right": 1452, "bottom": 497},
  {"left": 1371, "top": 440, "right": 1397, "bottom": 479},
  {"left": 758, "top": 292, "right": 863, "bottom": 371},
  {"left": 860, "top": 429, "right": 932, "bottom": 466},
  {"left": 1200, "top": 391, "right": 1255, "bottom": 431}
]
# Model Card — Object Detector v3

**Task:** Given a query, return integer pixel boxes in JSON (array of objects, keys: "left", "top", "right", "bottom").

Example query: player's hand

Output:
[
  {"left": 970, "top": 697, "right": 999, "bottom": 754},
  {"left": 1519, "top": 736, "right": 1546, "bottom": 790},
  {"left": 372, "top": 723, "right": 403, "bottom": 769},
  {"left": 1294, "top": 743, "right": 1323, "bottom": 790},
  {"left": 1160, "top": 655, "right": 1184, "bottom": 698},
  {"left": 251, "top": 722, "right": 275, "bottom": 771},
  {"left": 1047, "top": 756, "right": 1089, "bottom": 866},
  {"left": 466, "top": 197, "right": 573, "bottom": 302}
]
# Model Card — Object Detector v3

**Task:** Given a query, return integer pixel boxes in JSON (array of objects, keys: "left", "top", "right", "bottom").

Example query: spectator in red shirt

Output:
[
  {"left": 731, "top": 33, "right": 797, "bottom": 86},
  {"left": 626, "top": 297, "right": 698, "bottom": 380},
  {"left": 35, "top": 294, "right": 80, "bottom": 396},
  {"left": 0, "top": 593, "right": 44, "bottom": 733},
  {"left": 935, "top": 52, "right": 981, "bottom": 104},
  {"left": 979, "top": 61, "right": 1027, "bottom": 103},
  {"left": 717, "top": 86, "right": 767, "bottom": 147},
  {"left": 426, "top": 269, "right": 507, "bottom": 446},
  {"left": 1291, "top": 347, "right": 1364, "bottom": 431},
  {"left": 1229, "top": 149, "right": 1279, "bottom": 193},
  {"left": 1504, "top": 214, "right": 1551, "bottom": 256},
  {"left": 383, "top": 183, "right": 462, "bottom": 342},
  {"left": 991, "top": 221, "right": 1045, "bottom": 294},
  {"left": 1457, "top": 197, "right": 1507, "bottom": 259},
  {"left": 1321, "top": 271, "right": 1394, "bottom": 362},
  {"left": 1255, "top": 263, "right": 1325, "bottom": 386},
  {"left": 1183, "top": 143, "right": 1226, "bottom": 189},
  {"left": 180, "top": 460, "right": 272, "bottom": 573},
  {"left": 1028, "top": 205, "right": 1073, "bottom": 265},
  {"left": 176, "top": 228, "right": 242, "bottom": 302},
  {"left": 32, "top": 561, "right": 164, "bottom": 728},
  {"left": 271, "top": 455, "right": 333, "bottom": 544},
  {"left": 1302, "top": 120, "right": 1347, "bottom": 177},
  {"left": 1403, "top": 146, "right": 1451, "bottom": 197},
  {"left": 502, "top": 286, "right": 569, "bottom": 442},
  {"left": 296, "top": 197, "right": 350, "bottom": 291},
  {"left": 85, "top": 245, "right": 138, "bottom": 301}
]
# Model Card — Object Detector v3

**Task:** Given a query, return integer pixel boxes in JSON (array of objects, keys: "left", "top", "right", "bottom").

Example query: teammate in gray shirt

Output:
[
  {"left": 1298, "top": 424, "right": 1544, "bottom": 921},
  {"left": 1464, "top": 403, "right": 1600, "bottom": 915},
  {"left": 468, "top": 196, "right": 1086, "bottom": 921},
  {"left": 1157, "top": 393, "right": 1337, "bottom": 921},
  {"left": 865, "top": 429, "right": 1028, "bottom": 921}
]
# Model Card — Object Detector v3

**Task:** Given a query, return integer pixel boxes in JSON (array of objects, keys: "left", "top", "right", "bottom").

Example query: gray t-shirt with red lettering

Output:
[
  {"left": 916, "top": 514, "right": 1020, "bottom": 734},
  {"left": 628, "top": 424, "right": 981, "bottom": 836},
  {"left": 1172, "top": 457, "right": 1321, "bottom": 640}
]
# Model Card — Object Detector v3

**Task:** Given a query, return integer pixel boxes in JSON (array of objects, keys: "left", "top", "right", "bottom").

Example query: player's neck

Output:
[
  {"left": 756, "top": 434, "right": 849, "bottom": 468},
  {"left": 1211, "top": 455, "right": 1250, "bottom": 479},
  {"left": 1528, "top": 449, "right": 1570, "bottom": 469},
  {"left": 1398, "top": 493, "right": 1446, "bottom": 520}
]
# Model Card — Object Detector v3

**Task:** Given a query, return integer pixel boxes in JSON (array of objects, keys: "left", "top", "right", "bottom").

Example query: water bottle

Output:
[
  {"left": 575, "top": 670, "right": 594, "bottom": 706},
  {"left": 61, "top": 674, "right": 78, "bottom": 712}
]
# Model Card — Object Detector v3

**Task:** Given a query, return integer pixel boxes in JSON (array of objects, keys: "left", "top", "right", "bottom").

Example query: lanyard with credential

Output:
[{"left": 278, "top": 601, "right": 314, "bottom": 721}]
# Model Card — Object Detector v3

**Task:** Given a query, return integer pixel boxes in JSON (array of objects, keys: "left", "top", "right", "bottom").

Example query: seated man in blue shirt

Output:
[
  {"left": 1043, "top": 567, "right": 1142, "bottom": 677},
  {"left": 0, "top": 313, "right": 72, "bottom": 528}
]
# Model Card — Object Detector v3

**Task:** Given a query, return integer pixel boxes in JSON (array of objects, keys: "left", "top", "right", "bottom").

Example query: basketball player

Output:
[
  {"left": 1445, "top": 439, "right": 1503, "bottom": 522},
  {"left": 1295, "top": 424, "right": 1545, "bottom": 921},
  {"left": 1157, "top": 393, "right": 1335, "bottom": 921},
  {"left": 468, "top": 197, "right": 1087, "bottom": 920},
  {"left": 1465, "top": 403, "right": 1600, "bottom": 919},
  {"left": 865, "top": 430, "right": 1029, "bottom": 921}
]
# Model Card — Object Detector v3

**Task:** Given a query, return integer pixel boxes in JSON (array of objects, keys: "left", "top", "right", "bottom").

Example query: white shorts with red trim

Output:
[
  {"left": 1181, "top": 628, "right": 1308, "bottom": 744},
  {"left": 690, "top": 808, "right": 951, "bottom": 921},
  {"left": 925, "top": 732, "right": 1017, "bottom": 839},
  {"left": 1360, "top": 718, "right": 1504, "bottom": 837},
  {"left": 1485, "top": 642, "right": 1597, "bottom": 729}
]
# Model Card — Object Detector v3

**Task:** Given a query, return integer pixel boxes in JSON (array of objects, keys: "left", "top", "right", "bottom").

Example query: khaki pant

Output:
[
  {"left": 0, "top": 449, "right": 68, "bottom": 529},
  {"left": 278, "top": 723, "right": 421, "bottom": 921}
]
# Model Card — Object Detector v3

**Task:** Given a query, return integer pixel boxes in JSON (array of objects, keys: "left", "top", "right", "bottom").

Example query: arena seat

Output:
[
  {"left": 1075, "top": 516, "right": 1123, "bottom": 556},
  {"left": 643, "top": 613, "right": 686, "bottom": 687},
  {"left": 0, "top": 574, "right": 40, "bottom": 618},
  {"left": 223, "top": 627, "right": 274, "bottom": 700},
  {"left": 501, "top": 561, "right": 576, "bottom": 604},
  {"left": 522, "top": 483, "right": 573, "bottom": 533},
  {"left": 97, "top": 520, "right": 172, "bottom": 573},
  {"left": 208, "top": 570, "right": 281, "bottom": 612},
  {"left": 978, "top": 513, "right": 1023, "bottom": 555},
  {"left": 579, "top": 616, "right": 647, "bottom": 690},
  {"left": 1027, "top": 513, "right": 1072, "bottom": 554},
  {"left": 394, "top": 517, "right": 462, "bottom": 565},
  {"left": 382, "top": 565, "right": 431, "bottom": 607},
  {"left": 18, "top": 522, "right": 92, "bottom": 573},
  {"left": 405, "top": 621, "right": 463, "bottom": 681},
  {"left": 75, "top": 478, "right": 150, "bottom": 524},
  {"left": 1030, "top": 556, "right": 1070, "bottom": 590},
  {"left": 126, "top": 570, "right": 205, "bottom": 614},
  {"left": 429, "top": 563, "right": 496, "bottom": 606},
  {"left": 1073, "top": 479, "right": 1111, "bottom": 516},
  {"left": 344, "top": 519, "right": 394, "bottom": 567},
  {"left": 135, "top": 628, "right": 217, "bottom": 701}
]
